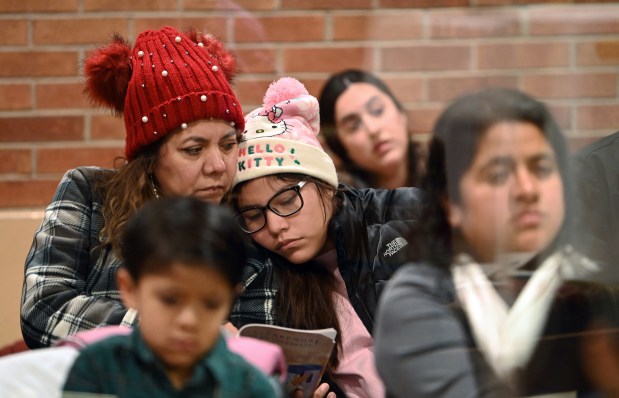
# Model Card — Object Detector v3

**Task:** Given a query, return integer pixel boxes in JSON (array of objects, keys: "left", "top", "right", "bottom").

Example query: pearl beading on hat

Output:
[{"left": 134, "top": 29, "right": 238, "bottom": 138}]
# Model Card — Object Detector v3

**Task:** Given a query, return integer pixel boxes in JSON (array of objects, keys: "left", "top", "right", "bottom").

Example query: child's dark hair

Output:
[{"left": 120, "top": 196, "right": 249, "bottom": 287}]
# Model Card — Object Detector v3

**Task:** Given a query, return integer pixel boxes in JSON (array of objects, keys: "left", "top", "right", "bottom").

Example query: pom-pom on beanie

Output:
[
  {"left": 232, "top": 77, "right": 338, "bottom": 188},
  {"left": 83, "top": 26, "right": 244, "bottom": 160}
]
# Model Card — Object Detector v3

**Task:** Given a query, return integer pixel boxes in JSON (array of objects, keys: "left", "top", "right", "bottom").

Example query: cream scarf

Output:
[{"left": 452, "top": 245, "right": 598, "bottom": 383}]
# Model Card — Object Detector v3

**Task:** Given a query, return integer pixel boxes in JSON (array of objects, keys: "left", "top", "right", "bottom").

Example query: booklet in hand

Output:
[{"left": 238, "top": 324, "right": 337, "bottom": 398}]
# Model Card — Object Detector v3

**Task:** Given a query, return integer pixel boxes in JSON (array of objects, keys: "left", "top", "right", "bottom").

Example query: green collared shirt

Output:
[{"left": 63, "top": 329, "right": 276, "bottom": 398}]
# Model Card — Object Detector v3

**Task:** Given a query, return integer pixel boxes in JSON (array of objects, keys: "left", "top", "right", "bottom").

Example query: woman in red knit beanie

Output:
[{"left": 20, "top": 26, "right": 245, "bottom": 349}]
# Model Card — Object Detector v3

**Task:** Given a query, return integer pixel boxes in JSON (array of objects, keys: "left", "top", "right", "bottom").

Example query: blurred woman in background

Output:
[{"left": 318, "top": 69, "right": 424, "bottom": 189}]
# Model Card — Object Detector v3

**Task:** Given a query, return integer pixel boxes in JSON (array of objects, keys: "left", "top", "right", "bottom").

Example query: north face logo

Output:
[{"left": 384, "top": 237, "right": 408, "bottom": 257}]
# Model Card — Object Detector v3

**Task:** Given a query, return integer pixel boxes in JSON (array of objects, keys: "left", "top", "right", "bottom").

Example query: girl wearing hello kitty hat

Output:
[{"left": 229, "top": 77, "right": 425, "bottom": 398}]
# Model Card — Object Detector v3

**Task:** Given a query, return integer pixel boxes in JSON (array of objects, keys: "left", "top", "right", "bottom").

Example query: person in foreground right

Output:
[{"left": 374, "top": 88, "right": 619, "bottom": 397}]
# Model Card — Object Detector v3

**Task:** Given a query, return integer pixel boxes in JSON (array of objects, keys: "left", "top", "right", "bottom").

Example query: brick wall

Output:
[{"left": 1, "top": 0, "right": 618, "bottom": 208}]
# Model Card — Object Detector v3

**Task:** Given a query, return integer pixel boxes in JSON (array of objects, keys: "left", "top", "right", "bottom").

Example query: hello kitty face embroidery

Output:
[{"left": 240, "top": 103, "right": 292, "bottom": 142}]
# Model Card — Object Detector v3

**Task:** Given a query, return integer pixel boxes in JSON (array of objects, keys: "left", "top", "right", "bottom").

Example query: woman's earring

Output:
[{"left": 149, "top": 176, "right": 161, "bottom": 199}]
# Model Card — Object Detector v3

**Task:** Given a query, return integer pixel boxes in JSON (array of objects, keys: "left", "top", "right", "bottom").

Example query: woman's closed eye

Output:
[
  {"left": 182, "top": 146, "right": 202, "bottom": 156},
  {"left": 220, "top": 139, "right": 237, "bottom": 153},
  {"left": 339, "top": 115, "right": 362, "bottom": 134},
  {"left": 367, "top": 102, "right": 385, "bottom": 118},
  {"left": 366, "top": 96, "right": 385, "bottom": 117}
]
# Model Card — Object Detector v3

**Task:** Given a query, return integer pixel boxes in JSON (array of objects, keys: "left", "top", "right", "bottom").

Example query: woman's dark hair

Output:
[
  {"left": 96, "top": 138, "right": 162, "bottom": 256},
  {"left": 231, "top": 173, "right": 344, "bottom": 374},
  {"left": 420, "top": 87, "right": 572, "bottom": 267},
  {"left": 318, "top": 69, "right": 420, "bottom": 187},
  {"left": 120, "top": 196, "right": 249, "bottom": 288}
]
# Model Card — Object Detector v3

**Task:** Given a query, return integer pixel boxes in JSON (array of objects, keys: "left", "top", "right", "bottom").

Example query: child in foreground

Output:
[{"left": 62, "top": 197, "right": 277, "bottom": 397}]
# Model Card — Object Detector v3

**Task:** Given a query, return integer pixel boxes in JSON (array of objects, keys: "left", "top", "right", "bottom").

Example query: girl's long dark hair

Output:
[
  {"left": 232, "top": 174, "right": 344, "bottom": 374},
  {"left": 272, "top": 253, "right": 343, "bottom": 374}
]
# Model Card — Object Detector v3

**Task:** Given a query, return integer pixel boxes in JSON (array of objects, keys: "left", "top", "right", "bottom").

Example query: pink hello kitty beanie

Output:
[{"left": 232, "top": 77, "right": 338, "bottom": 188}]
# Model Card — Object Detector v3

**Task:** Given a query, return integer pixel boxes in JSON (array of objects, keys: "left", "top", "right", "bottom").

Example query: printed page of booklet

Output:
[{"left": 238, "top": 323, "right": 337, "bottom": 398}]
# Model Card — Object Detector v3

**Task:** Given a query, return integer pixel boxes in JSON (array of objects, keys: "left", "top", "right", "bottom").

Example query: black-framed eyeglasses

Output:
[{"left": 235, "top": 181, "right": 308, "bottom": 234}]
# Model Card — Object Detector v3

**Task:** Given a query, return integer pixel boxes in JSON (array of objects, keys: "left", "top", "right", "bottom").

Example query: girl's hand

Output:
[{"left": 312, "top": 383, "right": 336, "bottom": 398}]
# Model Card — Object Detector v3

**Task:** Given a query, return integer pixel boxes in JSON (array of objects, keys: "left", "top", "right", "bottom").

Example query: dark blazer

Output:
[{"left": 572, "top": 131, "right": 619, "bottom": 277}]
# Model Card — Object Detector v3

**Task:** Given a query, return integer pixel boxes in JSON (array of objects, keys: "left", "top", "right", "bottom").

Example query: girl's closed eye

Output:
[
  {"left": 240, "top": 208, "right": 263, "bottom": 223},
  {"left": 277, "top": 190, "right": 298, "bottom": 207}
]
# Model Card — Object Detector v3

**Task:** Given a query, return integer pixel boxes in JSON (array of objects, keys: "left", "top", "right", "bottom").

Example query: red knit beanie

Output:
[{"left": 83, "top": 26, "right": 244, "bottom": 160}]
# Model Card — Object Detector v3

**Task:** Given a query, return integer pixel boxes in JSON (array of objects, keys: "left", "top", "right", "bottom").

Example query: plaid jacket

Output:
[
  {"left": 20, "top": 167, "right": 134, "bottom": 348},
  {"left": 230, "top": 185, "right": 426, "bottom": 333}
]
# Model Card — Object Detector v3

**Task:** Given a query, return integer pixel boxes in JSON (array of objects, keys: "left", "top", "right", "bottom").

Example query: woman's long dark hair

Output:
[
  {"left": 318, "top": 69, "right": 421, "bottom": 187},
  {"left": 232, "top": 174, "right": 344, "bottom": 374},
  {"left": 418, "top": 87, "right": 572, "bottom": 269},
  {"left": 95, "top": 139, "right": 162, "bottom": 256}
]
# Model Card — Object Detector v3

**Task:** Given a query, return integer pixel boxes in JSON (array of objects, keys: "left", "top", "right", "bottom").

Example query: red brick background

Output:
[{"left": 1, "top": 1, "right": 618, "bottom": 207}]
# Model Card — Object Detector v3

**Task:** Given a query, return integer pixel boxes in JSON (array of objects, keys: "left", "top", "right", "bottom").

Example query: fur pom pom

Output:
[
  {"left": 263, "top": 77, "right": 309, "bottom": 109},
  {"left": 186, "top": 29, "right": 237, "bottom": 84},
  {"left": 83, "top": 33, "right": 132, "bottom": 114}
]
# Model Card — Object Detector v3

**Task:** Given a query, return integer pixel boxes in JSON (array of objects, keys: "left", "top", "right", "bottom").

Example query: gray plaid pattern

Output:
[
  {"left": 20, "top": 167, "right": 132, "bottom": 348},
  {"left": 231, "top": 251, "right": 279, "bottom": 328}
]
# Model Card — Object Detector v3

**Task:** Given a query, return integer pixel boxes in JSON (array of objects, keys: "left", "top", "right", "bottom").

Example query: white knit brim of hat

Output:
[{"left": 232, "top": 138, "right": 338, "bottom": 189}]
